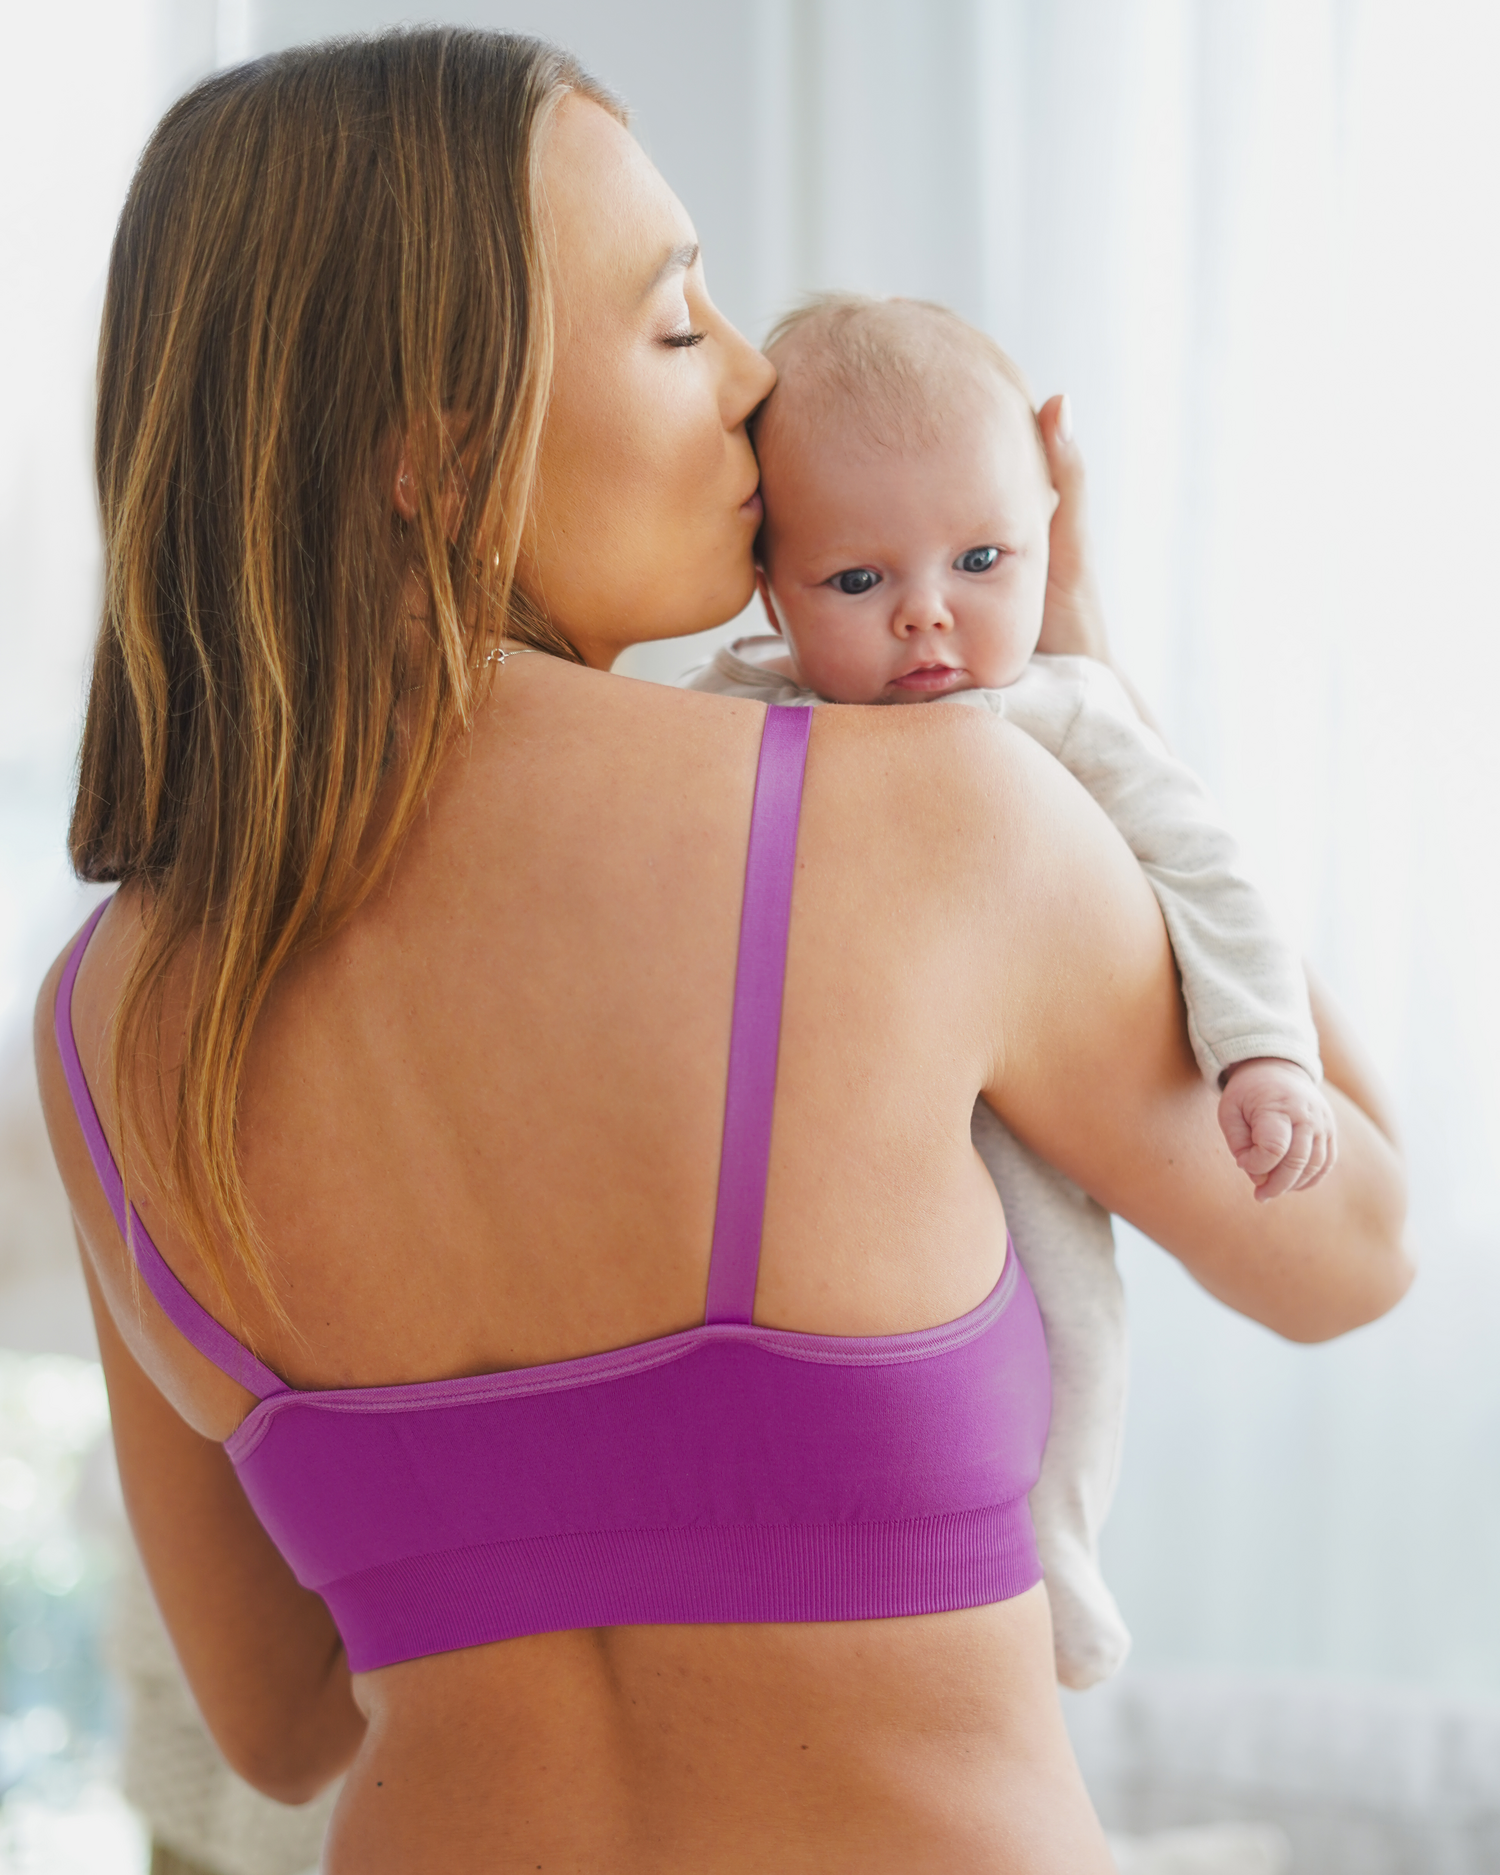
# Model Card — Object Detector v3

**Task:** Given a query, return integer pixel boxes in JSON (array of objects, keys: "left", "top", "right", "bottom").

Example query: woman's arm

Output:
[
  {"left": 33, "top": 944, "right": 366, "bottom": 1803},
  {"left": 84, "top": 1250, "right": 366, "bottom": 1801},
  {"left": 976, "top": 725, "right": 1411, "bottom": 1343},
  {"left": 1304, "top": 963, "right": 1402, "bottom": 1149}
]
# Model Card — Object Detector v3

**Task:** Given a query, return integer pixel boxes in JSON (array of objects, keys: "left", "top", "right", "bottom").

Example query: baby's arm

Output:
[{"left": 999, "top": 657, "right": 1333, "bottom": 1200}]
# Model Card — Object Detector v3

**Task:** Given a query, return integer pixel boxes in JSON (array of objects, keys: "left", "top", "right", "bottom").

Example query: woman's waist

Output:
[{"left": 334, "top": 1590, "right": 1077, "bottom": 1874}]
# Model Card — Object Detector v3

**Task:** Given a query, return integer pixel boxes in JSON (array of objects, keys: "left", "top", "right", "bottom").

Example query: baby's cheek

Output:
[
  {"left": 788, "top": 614, "right": 888, "bottom": 703},
  {"left": 806, "top": 644, "right": 885, "bottom": 702}
]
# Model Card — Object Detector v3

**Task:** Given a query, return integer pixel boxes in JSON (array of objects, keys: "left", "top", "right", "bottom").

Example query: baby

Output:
[{"left": 689, "top": 294, "right": 1335, "bottom": 1690}]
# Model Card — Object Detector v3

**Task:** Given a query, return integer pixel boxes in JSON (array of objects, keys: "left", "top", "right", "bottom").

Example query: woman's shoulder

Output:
[
  {"left": 34, "top": 883, "right": 159, "bottom": 1239},
  {"left": 534, "top": 662, "right": 1147, "bottom": 913},
  {"left": 805, "top": 696, "right": 1140, "bottom": 885},
  {"left": 35, "top": 886, "right": 256, "bottom": 1436},
  {"left": 35, "top": 888, "right": 131, "bottom": 1102}
]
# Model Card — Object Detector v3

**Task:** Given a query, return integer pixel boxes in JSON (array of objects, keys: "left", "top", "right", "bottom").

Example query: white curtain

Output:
[
  {"left": 3, "top": 0, "right": 1498, "bottom": 1700},
  {"left": 981, "top": 2, "right": 1500, "bottom": 1700}
]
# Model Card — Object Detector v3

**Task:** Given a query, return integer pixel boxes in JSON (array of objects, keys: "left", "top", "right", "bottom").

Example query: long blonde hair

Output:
[{"left": 71, "top": 29, "right": 621, "bottom": 1323}]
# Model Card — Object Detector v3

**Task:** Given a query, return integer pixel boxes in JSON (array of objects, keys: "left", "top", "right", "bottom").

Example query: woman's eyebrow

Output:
[{"left": 644, "top": 241, "right": 700, "bottom": 295}]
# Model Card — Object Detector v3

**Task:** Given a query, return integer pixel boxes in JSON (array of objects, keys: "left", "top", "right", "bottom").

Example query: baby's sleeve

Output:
[
  {"left": 1005, "top": 657, "right": 1321, "bottom": 1086},
  {"left": 682, "top": 642, "right": 817, "bottom": 706}
]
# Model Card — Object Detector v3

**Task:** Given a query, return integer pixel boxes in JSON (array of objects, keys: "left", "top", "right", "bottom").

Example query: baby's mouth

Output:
[{"left": 890, "top": 662, "right": 965, "bottom": 693}]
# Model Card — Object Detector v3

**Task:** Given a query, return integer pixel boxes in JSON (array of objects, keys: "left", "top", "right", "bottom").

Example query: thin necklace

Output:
[{"left": 484, "top": 641, "right": 541, "bottom": 668}]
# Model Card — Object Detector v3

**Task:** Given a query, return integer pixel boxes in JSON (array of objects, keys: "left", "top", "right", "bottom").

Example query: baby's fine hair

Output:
[{"left": 756, "top": 293, "right": 1046, "bottom": 468}]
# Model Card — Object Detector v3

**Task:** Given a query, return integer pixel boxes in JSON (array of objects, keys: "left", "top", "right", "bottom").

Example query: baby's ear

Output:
[{"left": 755, "top": 567, "right": 782, "bottom": 635}]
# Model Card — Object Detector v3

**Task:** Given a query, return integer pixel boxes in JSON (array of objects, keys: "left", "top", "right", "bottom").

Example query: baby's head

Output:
[{"left": 752, "top": 295, "right": 1056, "bottom": 704}]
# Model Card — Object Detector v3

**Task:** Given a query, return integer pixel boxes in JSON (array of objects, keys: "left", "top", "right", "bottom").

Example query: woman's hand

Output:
[
  {"left": 1036, "top": 393, "right": 1167, "bottom": 740},
  {"left": 1036, "top": 394, "right": 1110, "bottom": 661}
]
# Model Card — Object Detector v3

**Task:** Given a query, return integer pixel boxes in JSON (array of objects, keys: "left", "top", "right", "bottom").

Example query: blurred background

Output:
[{"left": 2, "top": 2, "right": 1498, "bottom": 1870}]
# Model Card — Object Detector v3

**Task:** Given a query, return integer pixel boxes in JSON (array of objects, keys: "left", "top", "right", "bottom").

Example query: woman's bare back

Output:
[
  {"left": 222, "top": 662, "right": 1030, "bottom": 1391},
  {"left": 50, "top": 658, "right": 1142, "bottom": 1870},
  {"left": 43, "top": 653, "right": 1408, "bottom": 1871}
]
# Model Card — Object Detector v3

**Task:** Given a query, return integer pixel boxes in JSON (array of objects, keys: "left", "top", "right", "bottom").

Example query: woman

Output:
[{"left": 35, "top": 29, "right": 1408, "bottom": 1874}]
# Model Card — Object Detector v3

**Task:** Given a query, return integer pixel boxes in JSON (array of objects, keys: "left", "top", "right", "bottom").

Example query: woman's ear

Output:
[
  {"left": 392, "top": 445, "right": 419, "bottom": 522},
  {"left": 393, "top": 422, "right": 474, "bottom": 534}
]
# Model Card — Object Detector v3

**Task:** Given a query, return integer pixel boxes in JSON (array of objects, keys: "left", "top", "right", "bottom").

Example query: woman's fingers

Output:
[
  {"left": 1036, "top": 392, "right": 1109, "bottom": 660},
  {"left": 1038, "top": 393, "right": 1084, "bottom": 522}
]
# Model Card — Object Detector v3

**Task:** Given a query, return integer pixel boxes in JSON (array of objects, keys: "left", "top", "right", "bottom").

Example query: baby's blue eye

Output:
[
  {"left": 830, "top": 568, "right": 881, "bottom": 595},
  {"left": 956, "top": 547, "right": 1001, "bottom": 574}
]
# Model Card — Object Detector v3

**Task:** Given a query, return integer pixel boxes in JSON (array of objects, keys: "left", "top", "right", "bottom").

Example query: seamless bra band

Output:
[{"left": 57, "top": 704, "right": 1051, "bottom": 1671}]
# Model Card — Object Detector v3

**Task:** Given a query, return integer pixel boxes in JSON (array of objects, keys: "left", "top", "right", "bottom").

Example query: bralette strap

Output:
[
  {"left": 54, "top": 901, "right": 290, "bottom": 1400},
  {"left": 704, "top": 706, "right": 813, "bottom": 1325}
]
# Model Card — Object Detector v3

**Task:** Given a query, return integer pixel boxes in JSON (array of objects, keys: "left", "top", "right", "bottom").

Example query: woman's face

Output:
[{"left": 521, "top": 96, "right": 776, "bottom": 668}]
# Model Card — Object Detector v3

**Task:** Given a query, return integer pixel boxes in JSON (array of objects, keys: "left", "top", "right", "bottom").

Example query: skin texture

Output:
[
  {"left": 755, "top": 346, "right": 1334, "bottom": 1198},
  {"left": 516, "top": 104, "right": 772, "bottom": 660},
  {"left": 754, "top": 365, "right": 1057, "bottom": 704},
  {"left": 35, "top": 96, "right": 1410, "bottom": 1874}
]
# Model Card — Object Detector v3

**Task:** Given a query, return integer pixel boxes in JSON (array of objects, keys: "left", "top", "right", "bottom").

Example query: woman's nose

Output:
[{"left": 720, "top": 320, "right": 777, "bottom": 429}]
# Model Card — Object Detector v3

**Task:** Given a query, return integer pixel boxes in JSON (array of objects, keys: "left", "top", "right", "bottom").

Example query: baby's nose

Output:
[{"left": 894, "top": 589, "right": 956, "bottom": 634}]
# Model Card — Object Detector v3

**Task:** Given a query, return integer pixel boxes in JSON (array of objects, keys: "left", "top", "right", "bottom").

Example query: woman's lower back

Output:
[{"left": 326, "top": 1588, "right": 1113, "bottom": 1874}]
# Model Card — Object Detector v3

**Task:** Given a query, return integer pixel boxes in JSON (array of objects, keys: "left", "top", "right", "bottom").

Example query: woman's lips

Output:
[
  {"left": 891, "top": 663, "right": 964, "bottom": 692},
  {"left": 739, "top": 490, "right": 764, "bottom": 522}
]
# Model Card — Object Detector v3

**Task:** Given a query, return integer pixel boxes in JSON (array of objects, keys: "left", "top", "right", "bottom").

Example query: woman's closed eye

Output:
[
  {"left": 955, "top": 546, "right": 1002, "bottom": 574},
  {"left": 662, "top": 327, "right": 707, "bottom": 348},
  {"left": 828, "top": 567, "right": 881, "bottom": 595}
]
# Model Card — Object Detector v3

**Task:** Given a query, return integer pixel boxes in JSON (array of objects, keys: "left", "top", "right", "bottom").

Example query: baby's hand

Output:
[{"left": 1217, "top": 1059, "right": 1337, "bottom": 1202}]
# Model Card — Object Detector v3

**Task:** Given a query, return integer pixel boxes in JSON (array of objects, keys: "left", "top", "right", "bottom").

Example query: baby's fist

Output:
[{"left": 1218, "top": 1058, "right": 1337, "bottom": 1202}]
